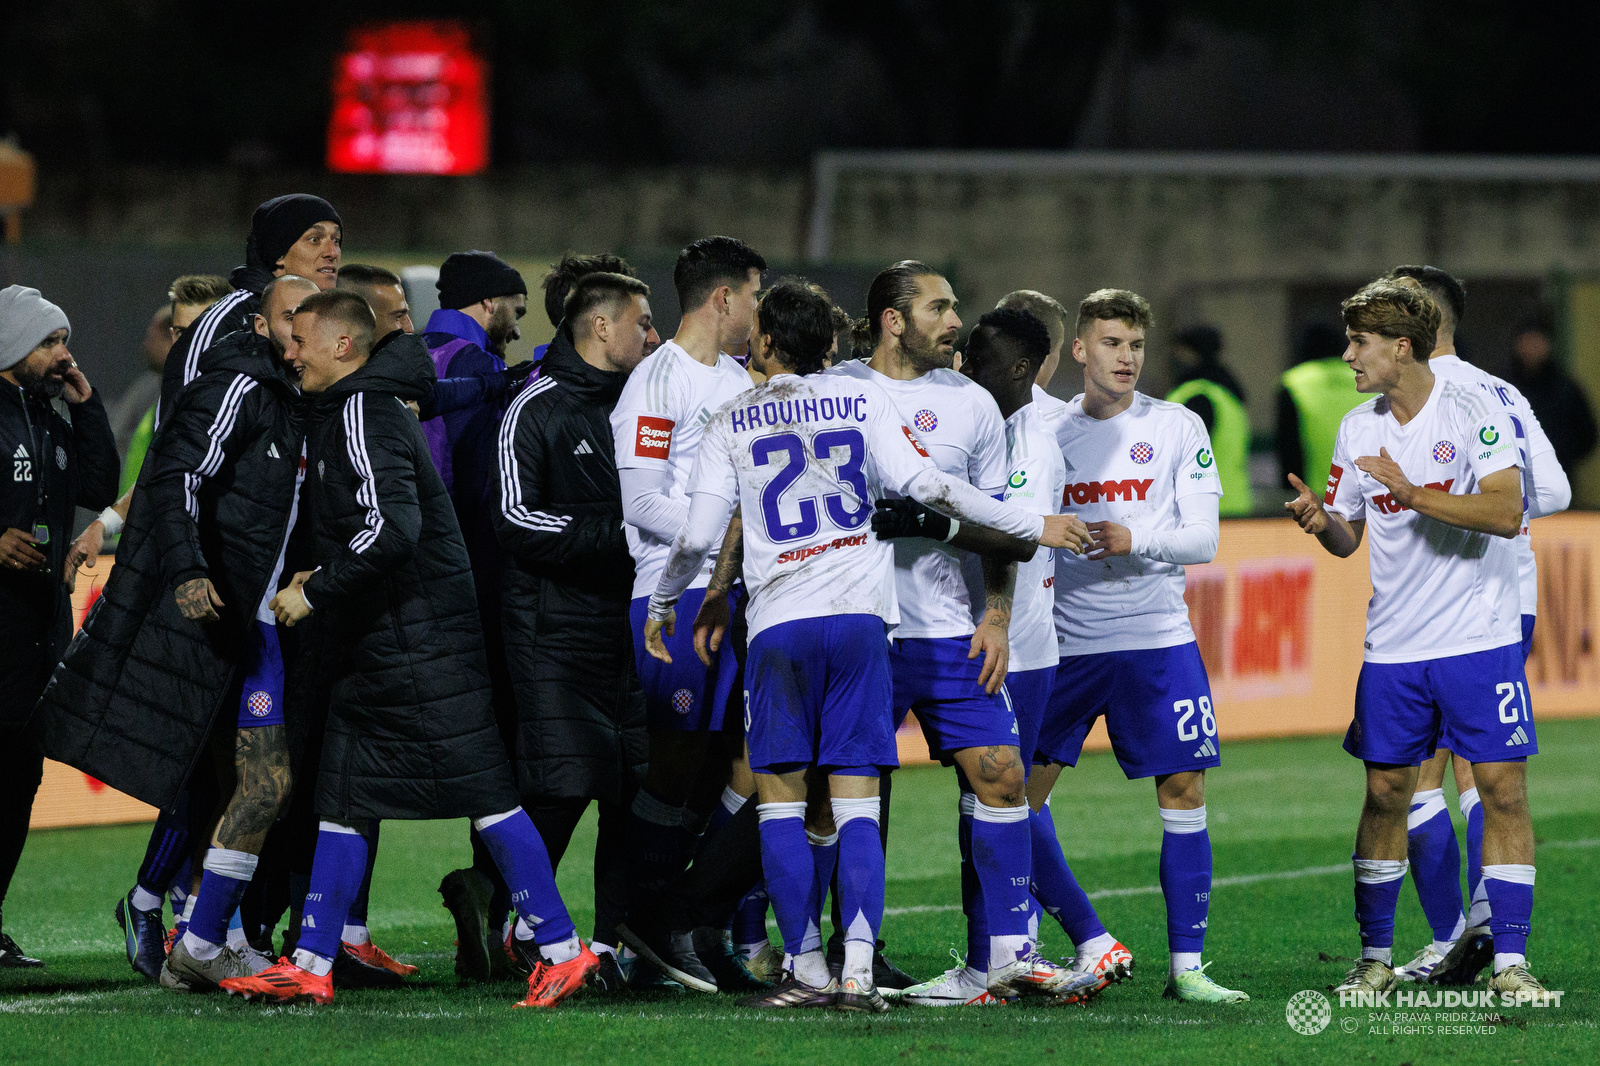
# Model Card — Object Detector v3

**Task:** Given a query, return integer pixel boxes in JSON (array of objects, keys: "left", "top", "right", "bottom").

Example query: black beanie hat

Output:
[
  {"left": 245, "top": 194, "right": 343, "bottom": 273},
  {"left": 437, "top": 250, "right": 527, "bottom": 310}
]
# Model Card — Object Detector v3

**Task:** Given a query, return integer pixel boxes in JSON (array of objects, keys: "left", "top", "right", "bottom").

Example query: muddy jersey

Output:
[
  {"left": 688, "top": 373, "right": 936, "bottom": 641},
  {"left": 829, "top": 360, "right": 1009, "bottom": 639}
]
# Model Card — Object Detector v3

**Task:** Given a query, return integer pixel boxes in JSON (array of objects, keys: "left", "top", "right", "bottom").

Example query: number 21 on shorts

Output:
[
  {"left": 1173, "top": 696, "right": 1216, "bottom": 742},
  {"left": 1496, "top": 681, "right": 1531, "bottom": 724}
]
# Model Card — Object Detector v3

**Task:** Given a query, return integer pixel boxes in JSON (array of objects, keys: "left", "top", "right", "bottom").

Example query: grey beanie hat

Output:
[{"left": 0, "top": 285, "right": 71, "bottom": 372}]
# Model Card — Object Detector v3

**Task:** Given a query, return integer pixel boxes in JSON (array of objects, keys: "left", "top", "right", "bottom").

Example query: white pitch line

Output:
[{"left": 871, "top": 841, "right": 1598, "bottom": 920}]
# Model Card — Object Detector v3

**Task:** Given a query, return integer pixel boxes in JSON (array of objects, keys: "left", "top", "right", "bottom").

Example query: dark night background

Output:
[{"left": 7, "top": 1, "right": 1600, "bottom": 168}]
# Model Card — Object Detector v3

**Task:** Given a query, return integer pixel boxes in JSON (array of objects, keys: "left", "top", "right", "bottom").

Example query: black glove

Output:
[{"left": 871, "top": 497, "right": 951, "bottom": 542}]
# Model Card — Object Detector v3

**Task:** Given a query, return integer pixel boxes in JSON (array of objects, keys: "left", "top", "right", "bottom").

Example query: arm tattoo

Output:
[
  {"left": 981, "top": 556, "right": 1016, "bottom": 629},
  {"left": 706, "top": 508, "right": 744, "bottom": 597},
  {"left": 215, "top": 724, "right": 291, "bottom": 851}
]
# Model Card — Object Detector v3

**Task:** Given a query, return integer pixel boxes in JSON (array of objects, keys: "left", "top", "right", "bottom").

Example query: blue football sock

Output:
[
  {"left": 625, "top": 788, "right": 685, "bottom": 924},
  {"left": 731, "top": 884, "right": 770, "bottom": 947},
  {"left": 757, "top": 802, "right": 818, "bottom": 957},
  {"left": 958, "top": 795, "right": 987, "bottom": 966},
  {"left": 1406, "top": 788, "right": 1465, "bottom": 943},
  {"left": 972, "top": 800, "right": 1032, "bottom": 970},
  {"left": 1483, "top": 864, "right": 1534, "bottom": 961},
  {"left": 474, "top": 808, "right": 576, "bottom": 947},
  {"left": 297, "top": 824, "right": 369, "bottom": 961},
  {"left": 807, "top": 829, "right": 839, "bottom": 918},
  {"left": 186, "top": 848, "right": 258, "bottom": 948},
  {"left": 168, "top": 859, "right": 191, "bottom": 917},
  {"left": 348, "top": 820, "right": 379, "bottom": 924},
  {"left": 1028, "top": 801, "right": 1108, "bottom": 947},
  {"left": 1159, "top": 807, "right": 1212, "bottom": 955},
  {"left": 832, "top": 797, "right": 885, "bottom": 981},
  {"left": 136, "top": 795, "right": 190, "bottom": 899},
  {"left": 1353, "top": 857, "right": 1407, "bottom": 959},
  {"left": 1461, "top": 788, "right": 1489, "bottom": 926}
]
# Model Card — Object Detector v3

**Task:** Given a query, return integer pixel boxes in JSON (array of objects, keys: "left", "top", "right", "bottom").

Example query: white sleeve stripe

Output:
[
  {"left": 184, "top": 374, "right": 259, "bottom": 517},
  {"left": 182, "top": 289, "right": 252, "bottom": 387},
  {"left": 497, "top": 377, "right": 569, "bottom": 532},
  {"left": 343, "top": 394, "right": 385, "bottom": 554}
]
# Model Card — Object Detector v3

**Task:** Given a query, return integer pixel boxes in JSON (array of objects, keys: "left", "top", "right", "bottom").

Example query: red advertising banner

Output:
[{"left": 327, "top": 21, "right": 489, "bottom": 175}]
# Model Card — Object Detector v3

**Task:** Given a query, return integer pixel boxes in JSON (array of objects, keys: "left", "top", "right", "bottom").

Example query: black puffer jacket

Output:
[
  {"left": 494, "top": 326, "right": 646, "bottom": 803},
  {"left": 299, "top": 332, "right": 518, "bottom": 821},
  {"left": 34, "top": 331, "right": 304, "bottom": 806},
  {"left": 0, "top": 385, "right": 118, "bottom": 727}
]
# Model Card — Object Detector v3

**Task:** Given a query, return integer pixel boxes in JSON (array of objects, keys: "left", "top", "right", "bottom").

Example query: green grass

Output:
[{"left": 3, "top": 720, "right": 1597, "bottom": 1065}]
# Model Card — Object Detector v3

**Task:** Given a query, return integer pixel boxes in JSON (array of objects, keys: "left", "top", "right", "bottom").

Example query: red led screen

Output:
[{"left": 327, "top": 21, "right": 488, "bottom": 175}]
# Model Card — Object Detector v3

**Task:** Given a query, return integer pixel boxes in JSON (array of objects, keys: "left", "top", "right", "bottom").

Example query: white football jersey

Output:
[
  {"left": 1052, "top": 393, "right": 1222, "bottom": 655},
  {"left": 611, "top": 340, "right": 754, "bottom": 599},
  {"left": 963, "top": 401, "right": 1067, "bottom": 672},
  {"left": 1032, "top": 383, "right": 1071, "bottom": 431},
  {"left": 688, "top": 373, "right": 937, "bottom": 642},
  {"left": 828, "top": 361, "right": 1010, "bottom": 639},
  {"left": 1430, "top": 354, "right": 1558, "bottom": 615},
  {"left": 1325, "top": 374, "right": 1522, "bottom": 663}
]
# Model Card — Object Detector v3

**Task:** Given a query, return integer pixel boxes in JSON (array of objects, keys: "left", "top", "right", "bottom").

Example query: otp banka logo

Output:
[
  {"left": 1478, "top": 426, "right": 1500, "bottom": 446},
  {"left": 1195, "top": 448, "right": 1214, "bottom": 468},
  {"left": 1007, "top": 469, "right": 1028, "bottom": 489}
]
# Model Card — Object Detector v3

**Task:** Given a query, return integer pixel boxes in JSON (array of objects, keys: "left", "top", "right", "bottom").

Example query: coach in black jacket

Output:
[
  {"left": 0, "top": 286, "right": 118, "bottom": 964},
  {"left": 492, "top": 272, "right": 657, "bottom": 957}
]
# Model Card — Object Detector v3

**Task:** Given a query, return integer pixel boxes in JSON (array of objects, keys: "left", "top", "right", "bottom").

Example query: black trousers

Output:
[
  {"left": 525, "top": 796, "right": 630, "bottom": 949},
  {"left": 0, "top": 729, "right": 45, "bottom": 922}
]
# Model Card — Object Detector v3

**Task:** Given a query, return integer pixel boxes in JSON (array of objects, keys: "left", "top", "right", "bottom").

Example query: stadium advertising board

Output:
[{"left": 39, "top": 512, "right": 1600, "bottom": 826}]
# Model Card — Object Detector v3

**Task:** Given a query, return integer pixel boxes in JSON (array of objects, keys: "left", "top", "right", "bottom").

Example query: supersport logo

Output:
[{"left": 775, "top": 532, "right": 870, "bottom": 565}]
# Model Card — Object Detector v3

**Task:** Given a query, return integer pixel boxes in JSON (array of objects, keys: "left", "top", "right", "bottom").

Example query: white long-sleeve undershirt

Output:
[
  {"left": 1525, "top": 443, "right": 1571, "bottom": 520},
  {"left": 1127, "top": 493, "right": 1220, "bottom": 565},
  {"left": 619, "top": 466, "right": 690, "bottom": 541}
]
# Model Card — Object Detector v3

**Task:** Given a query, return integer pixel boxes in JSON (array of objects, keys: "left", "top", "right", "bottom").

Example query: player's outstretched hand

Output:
[
  {"left": 268, "top": 571, "right": 314, "bottom": 627},
  {"left": 645, "top": 611, "right": 675, "bottom": 664},
  {"left": 1284, "top": 473, "right": 1329, "bottom": 534},
  {"left": 1354, "top": 448, "right": 1415, "bottom": 506},
  {"left": 176, "top": 577, "right": 225, "bottom": 622},
  {"left": 65, "top": 520, "right": 106, "bottom": 577},
  {"left": 1085, "top": 520, "right": 1132, "bottom": 559},
  {"left": 871, "top": 498, "right": 951, "bottom": 541},
  {"left": 692, "top": 592, "right": 730, "bottom": 667},
  {"left": 1040, "top": 513, "right": 1091, "bottom": 554}
]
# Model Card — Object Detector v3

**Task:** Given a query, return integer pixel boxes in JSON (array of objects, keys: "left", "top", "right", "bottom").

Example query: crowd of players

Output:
[{"left": 0, "top": 191, "right": 1559, "bottom": 1011}]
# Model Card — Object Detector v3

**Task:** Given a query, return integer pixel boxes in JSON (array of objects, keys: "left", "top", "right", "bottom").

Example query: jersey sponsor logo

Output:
[
  {"left": 1478, "top": 425, "right": 1500, "bottom": 446},
  {"left": 1062, "top": 478, "right": 1154, "bottom": 505},
  {"left": 913, "top": 409, "right": 938, "bottom": 433},
  {"left": 635, "top": 415, "right": 675, "bottom": 457},
  {"left": 901, "top": 425, "right": 930, "bottom": 457},
  {"left": 1196, "top": 447, "right": 1213, "bottom": 468},
  {"left": 1370, "top": 479, "right": 1454, "bottom": 514},
  {"left": 775, "top": 531, "right": 869, "bottom": 565},
  {"left": 1007, "top": 469, "right": 1028, "bottom": 489},
  {"left": 1324, "top": 463, "right": 1344, "bottom": 504},
  {"left": 1129, "top": 441, "right": 1154, "bottom": 464},
  {"left": 247, "top": 691, "right": 273, "bottom": 718},
  {"left": 1432, "top": 440, "right": 1457, "bottom": 464}
]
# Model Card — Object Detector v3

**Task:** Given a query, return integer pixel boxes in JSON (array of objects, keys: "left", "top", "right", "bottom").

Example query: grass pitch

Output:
[{"left": 2, "top": 720, "right": 1596, "bottom": 1065}]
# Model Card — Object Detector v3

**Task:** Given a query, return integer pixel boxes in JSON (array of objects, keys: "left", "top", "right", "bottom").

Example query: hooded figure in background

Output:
[{"left": 157, "top": 194, "right": 342, "bottom": 429}]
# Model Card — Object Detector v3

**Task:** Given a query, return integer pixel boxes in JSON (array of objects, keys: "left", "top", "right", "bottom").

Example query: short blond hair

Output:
[
  {"left": 1342, "top": 280, "right": 1440, "bottom": 361},
  {"left": 1076, "top": 288, "right": 1152, "bottom": 337},
  {"left": 997, "top": 289, "right": 1068, "bottom": 350}
]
